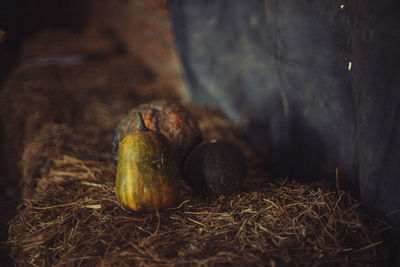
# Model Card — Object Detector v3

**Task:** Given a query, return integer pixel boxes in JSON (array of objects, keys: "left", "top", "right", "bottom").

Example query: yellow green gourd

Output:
[{"left": 115, "top": 112, "right": 180, "bottom": 212}]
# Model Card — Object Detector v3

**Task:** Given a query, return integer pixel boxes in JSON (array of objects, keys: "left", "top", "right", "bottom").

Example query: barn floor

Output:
[{"left": 0, "top": 27, "right": 392, "bottom": 266}]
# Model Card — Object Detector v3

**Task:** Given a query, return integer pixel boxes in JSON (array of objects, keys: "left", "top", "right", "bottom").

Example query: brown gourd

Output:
[
  {"left": 115, "top": 112, "right": 180, "bottom": 212},
  {"left": 112, "top": 100, "right": 202, "bottom": 167}
]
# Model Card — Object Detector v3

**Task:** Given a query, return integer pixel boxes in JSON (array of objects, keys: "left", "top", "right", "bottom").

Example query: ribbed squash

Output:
[
  {"left": 112, "top": 100, "right": 202, "bottom": 166},
  {"left": 115, "top": 112, "right": 180, "bottom": 212}
]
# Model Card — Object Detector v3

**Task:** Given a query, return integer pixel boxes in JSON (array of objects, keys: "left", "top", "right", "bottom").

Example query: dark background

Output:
[{"left": 1, "top": 0, "right": 400, "bottom": 265}]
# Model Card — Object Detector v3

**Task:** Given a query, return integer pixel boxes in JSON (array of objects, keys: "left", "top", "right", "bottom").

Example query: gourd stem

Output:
[{"left": 136, "top": 112, "right": 148, "bottom": 131}]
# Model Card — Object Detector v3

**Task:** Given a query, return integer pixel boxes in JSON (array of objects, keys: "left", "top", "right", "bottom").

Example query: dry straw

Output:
[
  {"left": 3, "top": 26, "right": 390, "bottom": 267},
  {"left": 8, "top": 153, "right": 388, "bottom": 266}
]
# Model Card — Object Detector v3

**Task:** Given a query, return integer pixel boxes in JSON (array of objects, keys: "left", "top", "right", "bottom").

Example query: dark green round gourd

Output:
[{"left": 183, "top": 139, "right": 247, "bottom": 195}]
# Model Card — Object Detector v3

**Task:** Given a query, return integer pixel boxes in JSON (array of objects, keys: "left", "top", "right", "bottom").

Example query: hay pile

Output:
[
  {"left": 8, "top": 154, "right": 387, "bottom": 266},
  {"left": 2, "top": 26, "right": 389, "bottom": 266},
  {"left": 0, "top": 27, "right": 180, "bottom": 198}
]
